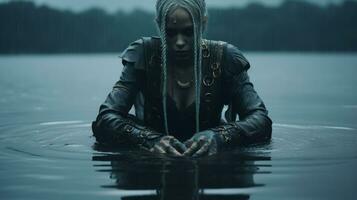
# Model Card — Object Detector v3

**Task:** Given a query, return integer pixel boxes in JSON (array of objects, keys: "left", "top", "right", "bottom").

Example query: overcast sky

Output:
[{"left": 1, "top": 0, "right": 347, "bottom": 12}]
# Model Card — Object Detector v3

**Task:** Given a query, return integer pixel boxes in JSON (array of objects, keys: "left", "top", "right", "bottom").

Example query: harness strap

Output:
[{"left": 142, "top": 37, "right": 227, "bottom": 132}]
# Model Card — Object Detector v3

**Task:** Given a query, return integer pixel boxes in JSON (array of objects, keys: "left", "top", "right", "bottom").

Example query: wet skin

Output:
[
  {"left": 166, "top": 6, "right": 194, "bottom": 64},
  {"left": 150, "top": 7, "right": 220, "bottom": 157}
]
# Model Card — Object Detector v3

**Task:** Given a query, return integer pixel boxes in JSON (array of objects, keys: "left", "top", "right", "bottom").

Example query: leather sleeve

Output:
[
  {"left": 92, "top": 39, "right": 163, "bottom": 147},
  {"left": 213, "top": 44, "right": 272, "bottom": 145}
]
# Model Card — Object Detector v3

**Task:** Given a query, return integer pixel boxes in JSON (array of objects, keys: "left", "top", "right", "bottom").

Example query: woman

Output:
[{"left": 92, "top": 0, "right": 272, "bottom": 157}]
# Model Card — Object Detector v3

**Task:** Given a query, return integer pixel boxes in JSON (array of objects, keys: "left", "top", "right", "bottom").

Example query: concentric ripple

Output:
[{"left": 0, "top": 113, "right": 356, "bottom": 200}]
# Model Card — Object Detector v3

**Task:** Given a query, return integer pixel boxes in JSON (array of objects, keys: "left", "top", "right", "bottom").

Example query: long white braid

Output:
[{"left": 155, "top": 0, "right": 207, "bottom": 134}]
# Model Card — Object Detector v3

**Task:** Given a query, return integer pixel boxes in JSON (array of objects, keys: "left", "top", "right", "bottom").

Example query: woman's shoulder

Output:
[
  {"left": 223, "top": 42, "right": 251, "bottom": 75},
  {"left": 119, "top": 39, "right": 143, "bottom": 62},
  {"left": 119, "top": 37, "right": 160, "bottom": 69}
]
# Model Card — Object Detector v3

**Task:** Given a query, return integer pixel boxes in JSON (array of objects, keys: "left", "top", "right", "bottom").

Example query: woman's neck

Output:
[
  {"left": 168, "top": 53, "right": 194, "bottom": 68},
  {"left": 169, "top": 59, "right": 193, "bottom": 69}
]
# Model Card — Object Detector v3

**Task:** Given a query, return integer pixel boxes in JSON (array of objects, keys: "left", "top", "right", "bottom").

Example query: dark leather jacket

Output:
[{"left": 92, "top": 37, "right": 272, "bottom": 148}]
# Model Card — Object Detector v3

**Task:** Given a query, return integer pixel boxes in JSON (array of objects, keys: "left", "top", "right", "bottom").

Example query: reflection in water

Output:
[{"left": 92, "top": 146, "right": 271, "bottom": 200}]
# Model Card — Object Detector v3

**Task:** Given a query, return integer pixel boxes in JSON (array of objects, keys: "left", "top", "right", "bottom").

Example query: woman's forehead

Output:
[{"left": 167, "top": 7, "right": 193, "bottom": 27}]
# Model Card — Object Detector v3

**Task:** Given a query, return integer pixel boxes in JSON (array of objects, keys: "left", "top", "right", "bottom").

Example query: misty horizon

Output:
[{"left": 0, "top": 0, "right": 347, "bottom": 13}]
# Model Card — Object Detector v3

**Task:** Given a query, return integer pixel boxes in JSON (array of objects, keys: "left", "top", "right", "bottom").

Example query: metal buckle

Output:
[
  {"left": 213, "top": 68, "right": 222, "bottom": 78},
  {"left": 124, "top": 125, "right": 134, "bottom": 133},
  {"left": 203, "top": 49, "right": 210, "bottom": 58},
  {"left": 211, "top": 63, "right": 220, "bottom": 70},
  {"left": 202, "top": 40, "right": 210, "bottom": 58},
  {"left": 203, "top": 75, "right": 214, "bottom": 87}
]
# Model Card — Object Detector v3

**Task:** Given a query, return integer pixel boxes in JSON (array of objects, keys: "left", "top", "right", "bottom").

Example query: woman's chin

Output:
[{"left": 175, "top": 53, "right": 192, "bottom": 62}]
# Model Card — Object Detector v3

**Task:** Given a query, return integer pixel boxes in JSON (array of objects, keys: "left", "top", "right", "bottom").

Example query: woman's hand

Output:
[
  {"left": 149, "top": 136, "right": 187, "bottom": 157},
  {"left": 183, "top": 130, "right": 224, "bottom": 157}
]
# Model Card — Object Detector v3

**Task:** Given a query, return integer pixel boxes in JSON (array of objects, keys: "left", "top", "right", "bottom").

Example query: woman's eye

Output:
[
  {"left": 183, "top": 28, "right": 193, "bottom": 36},
  {"left": 166, "top": 29, "right": 176, "bottom": 37}
]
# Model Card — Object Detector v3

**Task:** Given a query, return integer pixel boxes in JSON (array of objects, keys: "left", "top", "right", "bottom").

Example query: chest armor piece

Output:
[{"left": 141, "top": 37, "right": 226, "bottom": 133}]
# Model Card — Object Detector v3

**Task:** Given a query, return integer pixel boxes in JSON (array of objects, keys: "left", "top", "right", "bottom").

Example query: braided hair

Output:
[{"left": 155, "top": 0, "right": 207, "bottom": 135}]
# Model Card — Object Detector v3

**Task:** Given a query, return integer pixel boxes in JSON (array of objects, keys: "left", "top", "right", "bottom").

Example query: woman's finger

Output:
[
  {"left": 193, "top": 143, "right": 210, "bottom": 157},
  {"left": 163, "top": 144, "right": 183, "bottom": 156},
  {"left": 171, "top": 138, "right": 187, "bottom": 153},
  {"left": 151, "top": 145, "right": 166, "bottom": 154},
  {"left": 208, "top": 143, "right": 218, "bottom": 156},
  {"left": 183, "top": 141, "right": 200, "bottom": 156},
  {"left": 184, "top": 139, "right": 194, "bottom": 148}
]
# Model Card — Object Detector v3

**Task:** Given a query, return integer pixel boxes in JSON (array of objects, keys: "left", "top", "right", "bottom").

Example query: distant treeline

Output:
[{"left": 0, "top": 0, "right": 356, "bottom": 54}]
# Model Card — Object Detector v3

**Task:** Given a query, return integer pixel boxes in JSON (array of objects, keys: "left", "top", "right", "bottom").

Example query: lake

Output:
[{"left": 0, "top": 53, "right": 356, "bottom": 200}]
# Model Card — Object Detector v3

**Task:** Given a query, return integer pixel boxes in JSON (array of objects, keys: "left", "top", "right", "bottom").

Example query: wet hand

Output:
[
  {"left": 149, "top": 136, "right": 187, "bottom": 157},
  {"left": 183, "top": 130, "right": 223, "bottom": 157}
]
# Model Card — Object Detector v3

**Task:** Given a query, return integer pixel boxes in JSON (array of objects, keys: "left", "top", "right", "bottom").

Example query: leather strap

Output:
[{"left": 142, "top": 37, "right": 227, "bottom": 132}]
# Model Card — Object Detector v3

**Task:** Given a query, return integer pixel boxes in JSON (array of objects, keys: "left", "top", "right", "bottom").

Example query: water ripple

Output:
[
  {"left": 274, "top": 123, "right": 355, "bottom": 131},
  {"left": 0, "top": 119, "right": 356, "bottom": 200},
  {"left": 39, "top": 121, "right": 84, "bottom": 126}
]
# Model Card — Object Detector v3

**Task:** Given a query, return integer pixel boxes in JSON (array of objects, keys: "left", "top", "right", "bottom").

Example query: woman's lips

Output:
[{"left": 175, "top": 51, "right": 189, "bottom": 58}]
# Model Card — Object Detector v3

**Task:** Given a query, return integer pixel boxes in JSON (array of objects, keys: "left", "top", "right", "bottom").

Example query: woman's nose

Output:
[{"left": 175, "top": 35, "right": 186, "bottom": 49}]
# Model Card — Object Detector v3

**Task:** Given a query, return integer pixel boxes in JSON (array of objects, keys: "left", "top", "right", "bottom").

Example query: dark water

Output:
[{"left": 0, "top": 53, "right": 356, "bottom": 200}]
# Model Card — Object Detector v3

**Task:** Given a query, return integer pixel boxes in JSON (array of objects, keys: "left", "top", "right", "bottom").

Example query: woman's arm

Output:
[
  {"left": 92, "top": 39, "right": 187, "bottom": 155},
  {"left": 212, "top": 44, "right": 272, "bottom": 145},
  {"left": 184, "top": 44, "right": 272, "bottom": 157},
  {"left": 92, "top": 39, "right": 165, "bottom": 149},
  {"left": 93, "top": 60, "right": 164, "bottom": 149},
  {"left": 212, "top": 71, "right": 272, "bottom": 145}
]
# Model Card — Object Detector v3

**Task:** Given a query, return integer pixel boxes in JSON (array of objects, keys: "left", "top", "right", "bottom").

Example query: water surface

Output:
[{"left": 0, "top": 53, "right": 356, "bottom": 199}]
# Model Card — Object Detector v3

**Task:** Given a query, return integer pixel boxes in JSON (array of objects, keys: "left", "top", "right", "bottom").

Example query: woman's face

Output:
[{"left": 166, "top": 7, "right": 194, "bottom": 62}]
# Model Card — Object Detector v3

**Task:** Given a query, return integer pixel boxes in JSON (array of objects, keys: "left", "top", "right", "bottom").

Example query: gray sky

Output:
[{"left": 1, "top": 0, "right": 347, "bottom": 13}]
